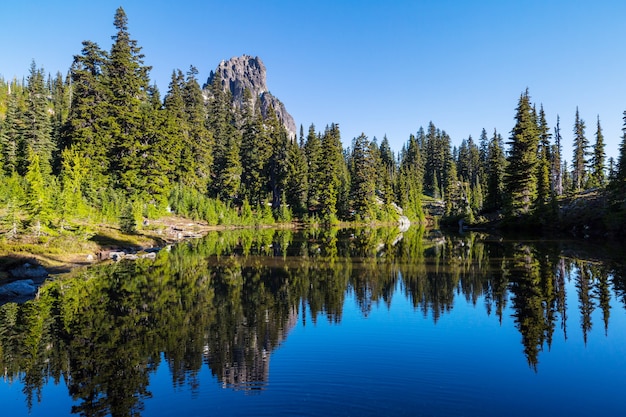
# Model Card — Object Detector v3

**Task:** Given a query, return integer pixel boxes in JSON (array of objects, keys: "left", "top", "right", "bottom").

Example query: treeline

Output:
[
  {"left": 2, "top": 7, "right": 626, "bottom": 241},
  {"left": 393, "top": 89, "right": 626, "bottom": 232},
  {"left": 493, "top": 90, "right": 626, "bottom": 232},
  {"left": 0, "top": 7, "right": 420, "bottom": 241}
]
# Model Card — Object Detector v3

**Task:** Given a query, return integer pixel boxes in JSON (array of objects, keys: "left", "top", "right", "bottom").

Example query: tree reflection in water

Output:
[{"left": 0, "top": 227, "right": 624, "bottom": 415}]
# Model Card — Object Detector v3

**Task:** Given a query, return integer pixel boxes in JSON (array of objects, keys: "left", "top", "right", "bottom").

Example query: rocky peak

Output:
[
  {"left": 203, "top": 55, "right": 296, "bottom": 138},
  {"left": 206, "top": 55, "right": 267, "bottom": 105}
]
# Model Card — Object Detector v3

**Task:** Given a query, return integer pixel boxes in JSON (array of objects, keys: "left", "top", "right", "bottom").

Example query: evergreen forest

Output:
[{"left": 2, "top": 7, "right": 626, "bottom": 246}]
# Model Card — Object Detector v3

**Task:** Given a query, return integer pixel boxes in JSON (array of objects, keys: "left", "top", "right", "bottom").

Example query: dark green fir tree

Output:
[{"left": 504, "top": 90, "right": 539, "bottom": 216}]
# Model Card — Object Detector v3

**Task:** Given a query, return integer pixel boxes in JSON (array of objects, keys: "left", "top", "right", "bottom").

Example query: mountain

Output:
[{"left": 202, "top": 55, "right": 297, "bottom": 138}]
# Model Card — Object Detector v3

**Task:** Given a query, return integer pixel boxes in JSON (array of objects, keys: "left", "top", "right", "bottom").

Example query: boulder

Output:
[
  {"left": 398, "top": 216, "right": 411, "bottom": 232},
  {"left": 0, "top": 279, "right": 37, "bottom": 297},
  {"left": 109, "top": 251, "right": 127, "bottom": 261}
]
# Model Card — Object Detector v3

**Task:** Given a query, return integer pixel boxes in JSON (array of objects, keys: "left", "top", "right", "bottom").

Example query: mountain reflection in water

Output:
[{"left": 0, "top": 227, "right": 625, "bottom": 416}]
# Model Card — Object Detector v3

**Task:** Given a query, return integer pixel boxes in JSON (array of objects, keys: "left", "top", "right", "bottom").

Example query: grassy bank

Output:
[{"left": 0, "top": 216, "right": 216, "bottom": 280}]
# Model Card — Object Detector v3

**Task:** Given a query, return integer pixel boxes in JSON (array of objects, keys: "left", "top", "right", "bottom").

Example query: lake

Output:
[{"left": 1, "top": 227, "right": 625, "bottom": 416}]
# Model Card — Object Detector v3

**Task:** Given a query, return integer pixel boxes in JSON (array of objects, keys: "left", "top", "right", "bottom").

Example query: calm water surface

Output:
[{"left": 1, "top": 227, "right": 625, "bottom": 416}]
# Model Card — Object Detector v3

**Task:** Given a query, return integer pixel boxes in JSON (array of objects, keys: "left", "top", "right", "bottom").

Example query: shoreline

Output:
[
  {"left": 0, "top": 216, "right": 412, "bottom": 283},
  {"left": 0, "top": 216, "right": 221, "bottom": 280}
]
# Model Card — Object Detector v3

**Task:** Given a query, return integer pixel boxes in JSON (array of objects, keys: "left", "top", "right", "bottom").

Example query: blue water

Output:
[{"left": 1, "top": 229, "right": 625, "bottom": 416}]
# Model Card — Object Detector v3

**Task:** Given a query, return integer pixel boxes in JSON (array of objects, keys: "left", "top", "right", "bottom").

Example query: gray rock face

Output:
[
  {"left": 203, "top": 55, "right": 297, "bottom": 138},
  {"left": 259, "top": 92, "right": 297, "bottom": 138},
  {"left": 207, "top": 55, "right": 267, "bottom": 104}
]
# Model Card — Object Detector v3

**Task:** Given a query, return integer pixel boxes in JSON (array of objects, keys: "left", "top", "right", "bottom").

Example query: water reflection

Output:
[{"left": 0, "top": 227, "right": 624, "bottom": 415}]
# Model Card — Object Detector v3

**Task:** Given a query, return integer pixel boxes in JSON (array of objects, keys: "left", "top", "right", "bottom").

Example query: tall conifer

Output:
[
  {"left": 62, "top": 41, "right": 111, "bottom": 199},
  {"left": 304, "top": 124, "right": 322, "bottom": 212},
  {"left": 613, "top": 110, "right": 626, "bottom": 187},
  {"left": 164, "top": 69, "right": 190, "bottom": 185},
  {"left": 552, "top": 115, "right": 563, "bottom": 196},
  {"left": 536, "top": 105, "right": 552, "bottom": 210},
  {"left": 21, "top": 62, "right": 54, "bottom": 176},
  {"left": 1, "top": 90, "right": 21, "bottom": 175},
  {"left": 106, "top": 7, "right": 153, "bottom": 196},
  {"left": 397, "top": 133, "right": 424, "bottom": 221},
  {"left": 319, "top": 124, "right": 343, "bottom": 222},
  {"left": 590, "top": 115, "right": 606, "bottom": 188},
  {"left": 183, "top": 66, "right": 213, "bottom": 191},
  {"left": 350, "top": 133, "right": 377, "bottom": 219},
  {"left": 240, "top": 103, "right": 271, "bottom": 205},
  {"left": 285, "top": 138, "right": 308, "bottom": 215},
  {"left": 485, "top": 129, "right": 506, "bottom": 211},
  {"left": 504, "top": 90, "right": 539, "bottom": 216},
  {"left": 572, "top": 107, "right": 589, "bottom": 192},
  {"left": 24, "top": 149, "right": 51, "bottom": 234},
  {"left": 266, "top": 106, "right": 290, "bottom": 210}
]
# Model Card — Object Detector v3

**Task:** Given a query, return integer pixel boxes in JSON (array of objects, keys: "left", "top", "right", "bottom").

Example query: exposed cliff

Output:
[{"left": 203, "top": 55, "right": 297, "bottom": 138}]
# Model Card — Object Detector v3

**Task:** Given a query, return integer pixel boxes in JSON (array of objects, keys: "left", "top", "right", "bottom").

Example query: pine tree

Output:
[
  {"left": 215, "top": 134, "right": 242, "bottom": 201},
  {"left": 266, "top": 106, "right": 290, "bottom": 211},
  {"left": 572, "top": 107, "right": 589, "bottom": 192},
  {"left": 457, "top": 138, "right": 470, "bottom": 182},
  {"left": 336, "top": 147, "right": 352, "bottom": 219},
  {"left": 62, "top": 40, "right": 111, "bottom": 200},
  {"left": 485, "top": 129, "right": 506, "bottom": 211},
  {"left": 58, "top": 147, "right": 88, "bottom": 222},
  {"left": 608, "top": 157, "right": 616, "bottom": 181},
  {"left": 613, "top": 110, "right": 626, "bottom": 187},
  {"left": 440, "top": 131, "right": 455, "bottom": 201},
  {"left": 444, "top": 150, "right": 464, "bottom": 217},
  {"left": 0, "top": 170, "right": 26, "bottom": 238},
  {"left": 318, "top": 123, "right": 343, "bottom": 222},
  {"left": 468, "top": 135, "right": 481, "bottom": 186},
  {"left": 423, "top": 122, "right": 446, "bottom": 198},
  {"left": 552, "top": 115, "right": 563, "bottom": 196},
  {"left": 285, "top": 137, "right": 308, "bottom": 215},
  {"left": 21, "top": 61, "right": 54, "bottom": 176},
  {"left": 350, "top": 133, "right": 377, "bottom": 219},
  {"left": 471, "top": 180, "right": 483, "bottom": 214},
  {"left": 504, "top": 90, "right": 539, "bottom": 216},
  {"left": 106, "top": 7, "right": 153, "bottom": 196},
  {"left": 138, "top": 84, "right": 173, "bottom": 210},
  {"left": 24, "top": 149, "right": 52, "bottom": 235},
  {"left": 379, "top": 135, "right": 395, "bottom": 177},
  {"left": 377, "top": 135, "right": 395, "bottom": 209},
  {"left": 240, "top": 103, "right": 271, "bottom": 205},
  {"left": 183, "top": 66, "right": 213, "bottom": 191},
  {"left": 277, "top": 191, "right": 293, "bottom": 223},
  {"left": 536, "top": 105, "right": 552, "bottom": 210},
  {"left": 207, "top": 71, "right": 242, "bottom": 200},
  {"left": 1, "top": 198, "right": 22, "bottom": 239},
  {"left": 562, "top": 160, "right": 573, "bottom": 193},
  {"left": 589, "top": 115, "right": 606, "bottom": 188},
  {"left": 164, "top": 69, "right": 190, "bottom": 185},
  {"left": 396, "top": 133, "right": 424, "bottom": 221},
  {"left": 479, "top": 128, "right": 489, "bottom": 178},
  {"left": 1, "top": 88, "right": 21, "bottom": 175},
  {"left": 206, "top": 71, "right": 229, "bottom": 159},
  {"left": 49, "top": 71, "right": 70, "bottom": 174},
  {"left": 119, "top": 201, "right": 137, "bottom": 233},
  {"left": 304, "top": 124, "right": 322, "bottom": 212}
]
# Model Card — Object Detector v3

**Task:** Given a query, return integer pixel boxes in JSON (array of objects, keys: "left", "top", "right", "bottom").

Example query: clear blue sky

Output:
[{"left": 2, "top": 0, "right": 625, "bottom": 161}]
